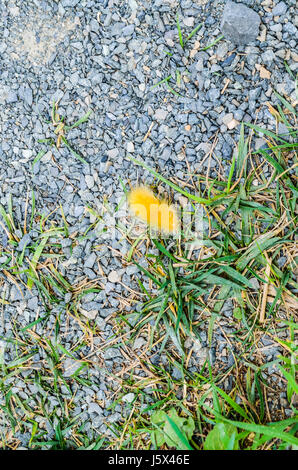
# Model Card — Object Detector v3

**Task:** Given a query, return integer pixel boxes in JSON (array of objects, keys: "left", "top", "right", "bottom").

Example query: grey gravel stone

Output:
[
  {"left": 126, "top": 141, "right": 135, "bottom": 153},
  {"left": 278, "top": 122, "right": 290, "bottom": 138},
  {"left": 84, "top": 252, "right": 97, "bottom": 269},
  {"left": 27, "top": 296, "right": 39, "bottom": 311},
  {"left": 154, "top": 108, "right": 168, "bottom": 120},
  {"left": 133, "top": 336, "right": 147, "bottom": 350},
  {"left": 221, "top": 1, "right": 261, "bottom": 45},
  {"left": 172, "top": 367, "right": 183, "bottom": 380},
  {"left": 272, "top": 2, "right": 287, "bottom": 16},
  {"left": 122, "top": 393, "right": 135, "bottom": 403},
  {"left": 107, "top": 148, "right": 119, "bottom": 159},
  {"left": 108, "top": 270, "right": 122, "bottom": 283},
  {"left": 249, "top": 278, "right": 260, "bottom": 290},
  {"left": 0, "top": 43, "right": 7, "bottom": 54},
  {"left": 19, "top": 86, "right": 33, "bottom": 106},
  {"left": 122, "top": 24, "right": 135, "bottom": 36},
  {"left": 61, "top": 0, "right": 80, "bottom": 7},
  {"left": 17, "top": 234, "right": 32, "bottom": 252},
  {"left": 85, "top": 175, "right": 94, "bottom": 189},
  {"left": 208, "top": 88, "right": 220, "bottom": 102},
  {"left": 88, "top": 403, "right": 103, "bottom": 415},
  {"left": 249, "top": 87, "right": 262, "bottom": 101}
]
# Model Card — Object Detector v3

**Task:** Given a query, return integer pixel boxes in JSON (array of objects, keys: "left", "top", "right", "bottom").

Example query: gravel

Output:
[{"left": 0, "top": 0, "right": 296, "bottom": 447}]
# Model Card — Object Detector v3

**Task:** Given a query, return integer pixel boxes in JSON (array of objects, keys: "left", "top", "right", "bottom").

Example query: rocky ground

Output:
[{"left": 0, "top": 0, "right": 297, "bottom": 449}]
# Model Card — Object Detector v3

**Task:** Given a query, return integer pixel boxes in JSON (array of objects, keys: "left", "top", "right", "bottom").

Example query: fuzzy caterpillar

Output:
[{"left": 127, "top": 186, "right": 179, "bottom": 234}]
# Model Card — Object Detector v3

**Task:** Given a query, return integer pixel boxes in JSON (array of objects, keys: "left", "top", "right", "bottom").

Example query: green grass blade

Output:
[
  {"left": 185, "top": 22, "right": 203, "bottom": 44},
  {"left": 176, "top": 13, "right": 184, "bottom": 48}
]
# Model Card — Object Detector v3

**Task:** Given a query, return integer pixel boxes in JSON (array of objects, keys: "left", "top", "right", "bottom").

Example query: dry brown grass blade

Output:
[{"left": 143, "top": 122, "right": 154, "bottom": 142}]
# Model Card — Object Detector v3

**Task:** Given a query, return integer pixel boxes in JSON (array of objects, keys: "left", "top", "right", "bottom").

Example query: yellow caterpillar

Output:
[{"left": 127, "top": 186, "right": 179, "bottom": 234}]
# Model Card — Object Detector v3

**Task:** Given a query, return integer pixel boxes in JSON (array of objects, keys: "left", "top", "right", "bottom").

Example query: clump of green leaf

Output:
[
  {"left": 150, "top": 407, "right": 195, "bottom": 450},
  {"left": 204, "top": 423, "right": 239, "bottom": 450}
]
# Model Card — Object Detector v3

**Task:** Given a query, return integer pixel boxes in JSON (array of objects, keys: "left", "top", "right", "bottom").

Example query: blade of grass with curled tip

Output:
[
  {"left": 277, "top": 364, "right": 298, "bottom": 396},
  {"left": 275, "top": 103, "right": 296, "bottom": 137},
  {"left": 176, "top": 70, "right": 181, "bottom": 88},
  {"left": 20, "top": 314, "right": 50, "bottom": 332},
  {"left": 163, "top": 317, "right": 185, "bottom": 357},
  {"left": 218, "top": 265, "right": 253, "bottom": 289},
  {"left": 168, "top": 262, "right": 178, "bottom": 299},
  {"left": 252, "top": 142, "right": 297, "bottom": 154},
  {"left": 126, "top": 234, "right": 145, "bottom": 262},
  {"left": 6, "top": 351, "right": 38, "bottom": 369},
  {"left": 211, "top": 382, "right": 251, "bottom": 421},
  {"left": 60, "top": 204, "right": 69, "bottom": 237},
  {"left": 52, "top": 99, "right": 57, "bottom": 124},
  {"left": 38, "top": 137, "right": 55, "bottom": 145},
  {"left": 7, "top": 194, "right": 17, "bottom": 234},
  {"left": 149, "top": 289, "right": 170, "bottom": 349}
]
